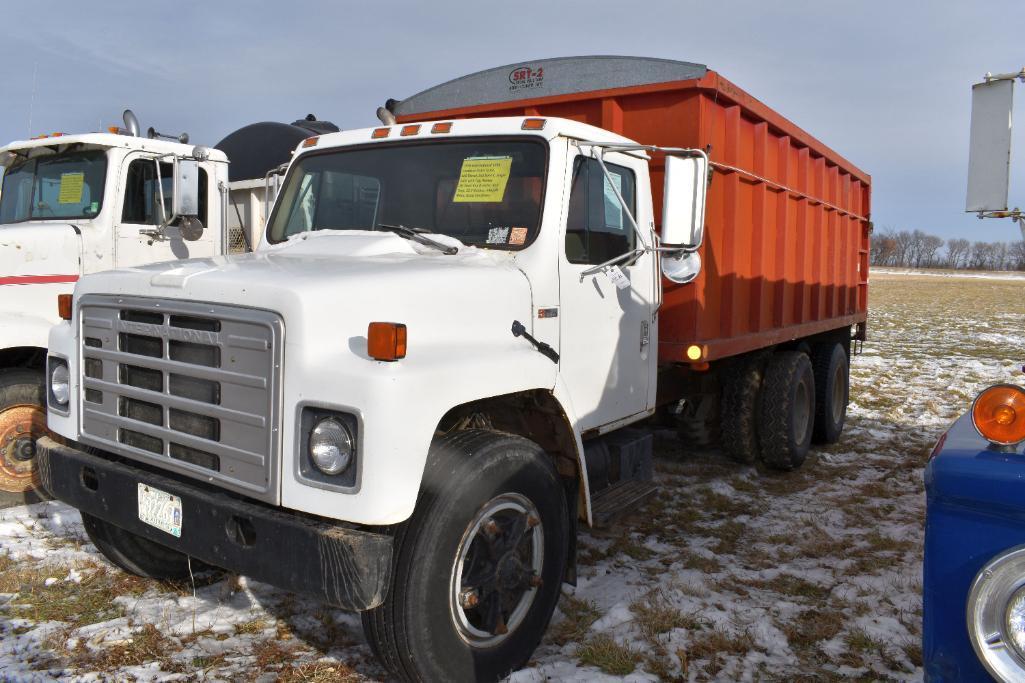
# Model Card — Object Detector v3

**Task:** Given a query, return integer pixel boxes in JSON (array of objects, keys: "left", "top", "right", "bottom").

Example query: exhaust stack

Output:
[{"left": 122, "top": 109, "right": 141, "bottom": 137}]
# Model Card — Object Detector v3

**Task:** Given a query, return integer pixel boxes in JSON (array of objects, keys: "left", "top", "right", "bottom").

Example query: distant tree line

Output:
[{"left": 870, "top": 227, "right": 1025, "bottom": 271}]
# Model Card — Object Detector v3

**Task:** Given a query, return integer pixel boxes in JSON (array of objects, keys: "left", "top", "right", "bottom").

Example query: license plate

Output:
[{"left": 137, "top": 483, "right": 183, "bottom": 538}]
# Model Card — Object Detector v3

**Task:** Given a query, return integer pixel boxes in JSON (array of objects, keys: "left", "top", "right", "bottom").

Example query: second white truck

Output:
[{"left": 0, "top": 111, "right": 336, "bottom": 502}]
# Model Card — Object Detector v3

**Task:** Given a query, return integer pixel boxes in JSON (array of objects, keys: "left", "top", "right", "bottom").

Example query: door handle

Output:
[{"left": 640, "top": 320, "right": 650, "bottom": 352}]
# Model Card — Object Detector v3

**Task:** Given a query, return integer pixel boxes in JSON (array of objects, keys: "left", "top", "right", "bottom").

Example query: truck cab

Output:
[
  {"left": 0, "top": 127, "right": 228, "bottom": 499},
  {"left": 38, "top": 115, "right": 707, "bottom": 680}
]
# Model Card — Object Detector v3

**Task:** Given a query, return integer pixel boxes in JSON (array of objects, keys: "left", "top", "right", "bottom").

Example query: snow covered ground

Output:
[
  {"left": 2, "top": 270, "right": 1022, "bottom": 682},
  {"left": 871, "top": 266, "right": 1025, "bottom": 281}
]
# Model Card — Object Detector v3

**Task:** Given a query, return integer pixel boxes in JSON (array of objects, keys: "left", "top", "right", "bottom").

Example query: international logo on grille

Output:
[{"left": 118, "top": 320, "right": 221, "bottom": 345}]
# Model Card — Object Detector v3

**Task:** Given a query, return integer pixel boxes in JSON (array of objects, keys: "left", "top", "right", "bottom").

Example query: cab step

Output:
[
  {"left": 584, "top": 428, "right": 657, "bottom": 528},
  {"left": 590, "top": 480, "right": 659, "bottom": 528}
]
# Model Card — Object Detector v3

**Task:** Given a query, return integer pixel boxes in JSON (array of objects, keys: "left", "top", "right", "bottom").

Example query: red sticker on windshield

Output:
[{"left": 509, "top": 227, "right": 528, "bottom": 245}]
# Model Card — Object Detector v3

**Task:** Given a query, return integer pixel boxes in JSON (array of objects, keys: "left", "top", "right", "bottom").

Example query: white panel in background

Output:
[{"left": 967, "top": 78, "right": 1014, "bottom": 212}]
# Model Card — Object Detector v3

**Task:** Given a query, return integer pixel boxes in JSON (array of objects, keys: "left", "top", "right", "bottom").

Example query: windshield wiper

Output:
[{"left": 376, "top": 223, "right": 458, "bottom": 255}]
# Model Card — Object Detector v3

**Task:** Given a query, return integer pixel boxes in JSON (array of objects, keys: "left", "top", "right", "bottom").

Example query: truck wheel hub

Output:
[
  {"left": 0, "top": 404, "right": 46, "bottom": 493},
  {"left": 450, "top": 492, "right": 544, "bottom": 647},
  {"left": 497, "top": 552, "right": 529, "bottom": 591}
]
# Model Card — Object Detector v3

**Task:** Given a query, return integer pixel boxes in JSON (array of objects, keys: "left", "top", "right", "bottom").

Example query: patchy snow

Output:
[{"left": 2, "top": 272, "right": 1022, "bottom": 680}]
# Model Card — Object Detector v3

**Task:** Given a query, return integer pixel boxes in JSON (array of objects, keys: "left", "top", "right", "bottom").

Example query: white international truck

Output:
[
  {"left": 35, "top": 57, "right": 871, "bottom": 680},
  {"left": 0, "top": 111, "right": 336, "bottom": 502}
]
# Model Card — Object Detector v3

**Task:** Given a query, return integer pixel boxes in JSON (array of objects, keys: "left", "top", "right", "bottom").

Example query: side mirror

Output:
[
  {"left": 966, "top": 78, "right": 1015, "bottom": 212},
  {"left": 661, "top": 154, "right": 709, "bottom": 283},
  {"left": 174, "top": 159, "right": 201, "bottom": 218},
  {"left": 662, "top": 154, "right": 708, "bottom": 248}
]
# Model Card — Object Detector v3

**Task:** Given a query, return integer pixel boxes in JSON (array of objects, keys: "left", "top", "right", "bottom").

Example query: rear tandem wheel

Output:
[{"left": 757, "top": 351, "right": 816, "bottom": 471}]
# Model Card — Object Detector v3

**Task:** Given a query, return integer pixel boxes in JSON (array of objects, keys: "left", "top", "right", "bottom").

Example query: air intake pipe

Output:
[{"left": 376, "top": 99, "right": 399, "bottom": 125}]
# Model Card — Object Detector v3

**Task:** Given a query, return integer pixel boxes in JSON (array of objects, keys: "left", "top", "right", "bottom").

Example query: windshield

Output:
[
  {"left": 267, "top": 139, "right": 547, "bottom": 249},
  {"left": 0, "top": 150, "right": 108, "bottom": 224}
]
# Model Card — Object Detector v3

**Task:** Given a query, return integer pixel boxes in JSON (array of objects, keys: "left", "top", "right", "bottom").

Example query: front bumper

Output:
[{"left": 35, "top": 436, "right": 392, "bottom": 611}]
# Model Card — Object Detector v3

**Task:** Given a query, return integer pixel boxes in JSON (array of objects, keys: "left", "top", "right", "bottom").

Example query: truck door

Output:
[
  {"left": 558, "top": 151, "right": 656, "bottom": 432},
  {"left": 115, "top": 156, "right": 218, "bottom": 268}
]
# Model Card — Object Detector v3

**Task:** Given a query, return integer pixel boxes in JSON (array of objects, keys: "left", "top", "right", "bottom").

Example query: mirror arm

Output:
[
  {"left": 589, "top": 149, "right": 650, "bottom": 250},
  {"left": 140, "top": 153, "right": 180, "bottom": 241},
  {"left": 579, "top": 248, "right": 646, "bottom": 280},
  {"left": 264, "top": 163, "right": 288, "bottom": 232}
]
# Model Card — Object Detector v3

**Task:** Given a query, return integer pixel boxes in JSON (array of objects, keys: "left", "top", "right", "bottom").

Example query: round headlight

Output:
[
  {"left": 309, "top": 418, "right": 353, "bottom": 475},
  {"left": 1006, "top": 588, "right": 1025, "bottom": 658},
  {"left": 50, "top": 363, "right": 70, "bottom": 406},
  {"left": 968, "top": 546, "right": 1025, "bottom": 680}
]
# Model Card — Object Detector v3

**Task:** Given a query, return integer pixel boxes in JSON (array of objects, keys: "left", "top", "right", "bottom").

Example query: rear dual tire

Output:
[
  {"left": 720, "top": 355, "right": 766, "bottom": 464},
  {"left": 757, "top": 351, "right": 816, "bottom": 471},
  {"left": 811, "top": 342, "right": 849, "bottom": 444}
]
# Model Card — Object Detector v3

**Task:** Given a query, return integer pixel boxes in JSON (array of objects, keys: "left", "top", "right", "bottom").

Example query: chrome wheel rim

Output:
[
  {"left": 0, "top": 403, "right": 46, "bottom": 494},
  {"left": 449, "top": 492, "right": 544, "bottom": 647}
]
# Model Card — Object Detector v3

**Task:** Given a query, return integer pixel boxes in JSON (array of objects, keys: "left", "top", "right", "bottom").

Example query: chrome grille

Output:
[{"left": 78, "top": 295, "right": 282, "bottom": 502}]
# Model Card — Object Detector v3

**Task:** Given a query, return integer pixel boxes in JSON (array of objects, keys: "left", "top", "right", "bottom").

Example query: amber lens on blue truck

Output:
[{"left": 972, "top": 384, "right": 1025, "bottom": 445}]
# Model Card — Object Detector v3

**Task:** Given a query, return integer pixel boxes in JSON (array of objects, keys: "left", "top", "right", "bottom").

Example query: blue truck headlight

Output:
[
  {"left": 967, "top": 546, "right": 1025, "bottom": 679},
  {"left": 1006, "top": 588, "right": 1025, "bottom": 657}
]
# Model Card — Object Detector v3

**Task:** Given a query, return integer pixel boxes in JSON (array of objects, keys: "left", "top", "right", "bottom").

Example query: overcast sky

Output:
[{"left": 2, "top": 0, "right": 1023, "bottom": 242}]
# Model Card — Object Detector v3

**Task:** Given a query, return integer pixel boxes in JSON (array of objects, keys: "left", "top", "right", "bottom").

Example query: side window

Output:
[
  {"left": 122, "top": 160, "right": 208, "bottom": 226},
  {"left": 565, "top": 157, "right": 636, "bottom": 265}
]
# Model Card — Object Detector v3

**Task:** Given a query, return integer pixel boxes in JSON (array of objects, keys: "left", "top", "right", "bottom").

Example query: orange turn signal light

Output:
[
  {"left": 57, "top": 294, "right": 73, "bottom": 321},
  {"left": 368, "top": 322, "right": 407, "bottom": 361},
  {"left": 400, "top": 125, "right": 421, "bottom": 136},
  {"left": 431, "top": 122, "right": 453, "bottom": 134},
  {"left": 302, "top": 136, "right": 319, "bottom": 147},
  {"left": 371, "top": 127, "right": 391, "bottom": 139},
  {"left": 972, "top": 384, "right": 1025, "bottom": 445},
  {"left": 521, "top": 118, "right": 546, "bottom": 130}
]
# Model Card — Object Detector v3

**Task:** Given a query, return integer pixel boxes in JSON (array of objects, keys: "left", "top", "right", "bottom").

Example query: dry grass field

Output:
[{"left": 1, "top": 270, "right": 1023, "bottom": 682}]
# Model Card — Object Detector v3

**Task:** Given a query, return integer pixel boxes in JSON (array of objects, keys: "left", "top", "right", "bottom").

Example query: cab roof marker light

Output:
[
  {"left": 400, "top": 125, "right": 421, "bottom": 136},
  {"left": 431, "top": 122, "right": 453, "bottom": 134},
  {"left": 371, "top": 128, "right": 391, "bottom": 139},
  {"left": 302, "top": 136, "right": 319, "bottom": 147},
  {"left": 522, "top": 118, "right": 547, "bottom": 130}
]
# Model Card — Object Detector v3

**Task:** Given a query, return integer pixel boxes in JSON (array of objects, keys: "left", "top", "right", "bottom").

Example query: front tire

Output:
[
  {"left": 362, "top": 430, "right": 569, "bottom": 682},
  {"left": 0, "top": 368, "right": 51, "bottom": 502}
]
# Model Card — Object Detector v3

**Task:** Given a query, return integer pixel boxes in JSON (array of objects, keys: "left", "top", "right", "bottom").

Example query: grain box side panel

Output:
[{"left": 391, "top": 71, "right": 871, "bottom": 362}]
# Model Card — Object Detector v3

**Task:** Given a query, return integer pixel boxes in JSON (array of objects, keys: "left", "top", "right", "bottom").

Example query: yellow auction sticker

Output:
[
  {"left": 453, "top": 157, "right": 512, "bottom": 203},
  {"left": 58, "top": 172, "right": 85, "bottom": 204}
]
